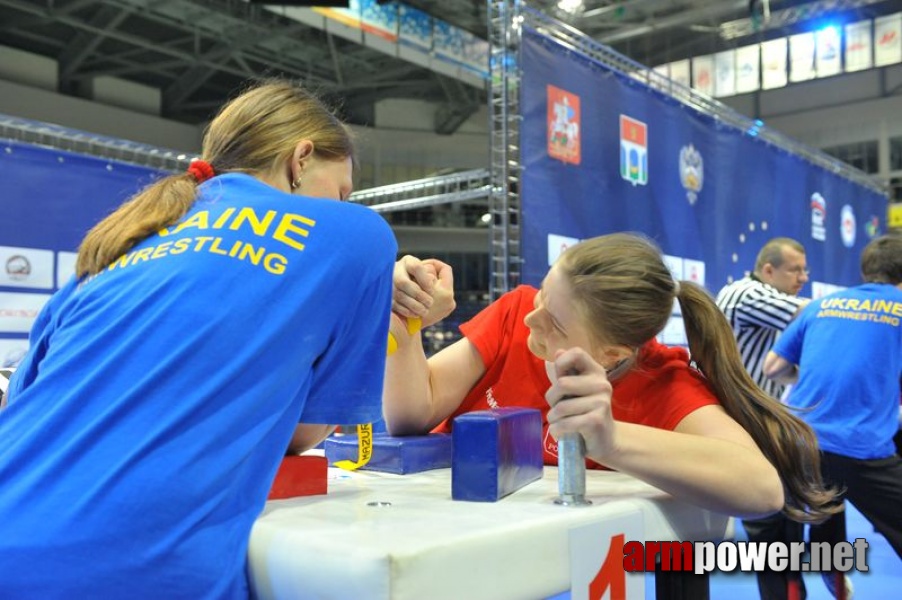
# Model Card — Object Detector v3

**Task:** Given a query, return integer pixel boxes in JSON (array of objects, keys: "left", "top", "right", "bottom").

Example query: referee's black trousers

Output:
[{"left": 744, "top": 450, "right": 902, "bottom": 600}]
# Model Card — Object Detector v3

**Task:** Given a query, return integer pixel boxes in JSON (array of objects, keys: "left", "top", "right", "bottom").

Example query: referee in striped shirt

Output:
[
  {"left": 716, "top": 237, "right": 811, "bottom": 600},
  {"left": 716, "top": 238, "right": 809, "bottom": 400}
]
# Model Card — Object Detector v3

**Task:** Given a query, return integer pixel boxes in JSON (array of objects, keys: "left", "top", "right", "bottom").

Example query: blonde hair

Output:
[
  {"left": 558, "top": 233, "right": 839, "bottom": 523},
  {"left": 76, "top": 79, "right": 354, "bottom": 277}
]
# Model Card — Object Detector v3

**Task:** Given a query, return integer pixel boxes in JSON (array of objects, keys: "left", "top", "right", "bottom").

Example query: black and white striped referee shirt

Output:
[
  {"left": 715, "top": 276, "right": 806, "bottom": 399},
  {"left": 0, "top": 367, "right": 14, "bottom": 409}
]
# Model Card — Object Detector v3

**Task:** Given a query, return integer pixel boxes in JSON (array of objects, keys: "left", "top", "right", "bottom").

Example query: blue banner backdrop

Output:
[
  {"left": 520, "top": 29, "right": 888, "bottom": 305},
  {"left": 0, "top": 140, "right": 163, "bottom": 364}
]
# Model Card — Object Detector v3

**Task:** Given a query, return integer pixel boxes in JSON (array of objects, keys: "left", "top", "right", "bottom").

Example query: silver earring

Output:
[{"left": 291, "top": 175, "right": 302, "bottom": 190}]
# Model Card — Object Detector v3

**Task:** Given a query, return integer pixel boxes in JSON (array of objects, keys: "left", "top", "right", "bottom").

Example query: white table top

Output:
[{"left": 248, "top": 465, "right": 731, "bottom": 600}]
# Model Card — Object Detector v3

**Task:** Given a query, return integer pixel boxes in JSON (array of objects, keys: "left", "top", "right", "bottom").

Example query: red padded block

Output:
[{"left": 267, "top": 455, "right": 328, "bottom": 500}]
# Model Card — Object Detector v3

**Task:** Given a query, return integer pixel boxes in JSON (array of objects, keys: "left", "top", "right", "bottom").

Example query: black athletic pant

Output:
[{"left": 745, "top": 450, "right": 902, "bottom": 600}]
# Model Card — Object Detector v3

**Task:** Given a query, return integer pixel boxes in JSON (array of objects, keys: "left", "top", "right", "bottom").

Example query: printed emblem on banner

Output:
[
  {"left": 620, "top": 115, "right": 648, "bottom": 186},
  {"left": 547, "top": 85, "right": 581, "bottom": 165},
  {"left": 679, "top": 144, "right": 704, "bottom": 205},
  {"left": 878, "top": 28, "right": 898, "bottom": 49},
  {"left": 810, "top": 192, "right": 827, "bottom": 242},
  {"left": 865, "top": 216, "right": 880, "bottom": 238},
  {"left": 840, "top": 204, "right": 856, "bottom": 248},
  {"left": 5, "top": 255, "right": 31, "bottom": 281}
]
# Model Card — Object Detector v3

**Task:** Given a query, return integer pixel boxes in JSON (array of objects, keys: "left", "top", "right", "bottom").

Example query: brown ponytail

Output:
[
  {"left": 678, "top": 281, "right": 840, "bottom": 522},
  {"left": 76, "top": 176, "right": 198, "bottom": 277}
]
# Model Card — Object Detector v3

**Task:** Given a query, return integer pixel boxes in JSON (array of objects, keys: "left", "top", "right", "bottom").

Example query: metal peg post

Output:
[{"left": 554, "top": 432, "right": 591, "bottom": 506}]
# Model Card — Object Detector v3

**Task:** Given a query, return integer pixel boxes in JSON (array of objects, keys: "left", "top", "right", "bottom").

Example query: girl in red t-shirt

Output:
[{"left": 386, "top": 232, "right": 838, "bottom": 524}]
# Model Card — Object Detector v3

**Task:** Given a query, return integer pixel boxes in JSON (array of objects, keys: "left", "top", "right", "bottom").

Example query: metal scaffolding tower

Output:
[
  {"left": 349, "top": 169, "right": 490, "bottom": 213},
  {"left": 487, "top": 0, "right": 523, "bottom": 300}
]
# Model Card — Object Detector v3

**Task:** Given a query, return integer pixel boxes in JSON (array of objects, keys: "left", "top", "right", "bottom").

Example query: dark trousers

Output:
[
  {"left": 818, "top": 450, "right": 902, "bottom": 559},
  {"left": 745, "top": 450, "right": 902, "bottom": 600},
  {"left": 743, "top": 514, "right": 807, "bottom": 600}
]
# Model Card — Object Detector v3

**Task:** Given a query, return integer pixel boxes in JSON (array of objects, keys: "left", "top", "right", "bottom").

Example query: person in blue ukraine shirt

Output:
[
  {"left": 765, "top": 233, "right": 902, "bottom": 570},
  {"left": 0, "top": 80, "right": 399, "bottom": 599}
]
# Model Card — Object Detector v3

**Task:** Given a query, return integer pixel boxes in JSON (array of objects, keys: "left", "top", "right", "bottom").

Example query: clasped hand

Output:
[
  {"left": 545, "top": 347, "right": 620, "bottom": 463},
  {"left": 390, "top": 255, "right": 456, "bottom": 331}
]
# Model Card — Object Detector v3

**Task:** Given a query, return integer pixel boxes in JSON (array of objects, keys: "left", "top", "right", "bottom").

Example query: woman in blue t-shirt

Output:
[{"left": 0, "top": 80, "right": 397, "bottom": 599}]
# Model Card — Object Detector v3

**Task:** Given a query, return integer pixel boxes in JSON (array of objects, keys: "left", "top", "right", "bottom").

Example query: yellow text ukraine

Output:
[{"left": 107, "top": 207, "right": 315, "bottom": 276}]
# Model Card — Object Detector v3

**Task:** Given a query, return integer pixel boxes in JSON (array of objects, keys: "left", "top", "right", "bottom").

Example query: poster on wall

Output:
[
  {"left": 360, "top": 0, "right": 398, "bottom": 41},
  {"left": 433, "top": 19, "right": 466, "bottom": 67},
  {"left": 398, "top": 3, "right": 432, "bottom": 51},
  {"left": 714, "top": 50, "right": 736, "bottom": 97},
  {"left": 761, "top": 38, "right": 788, "bottom": 89},
  {"left": 874, "top": 13, "right": 902, "bottom": 66},
  {"left": 790, "top": 32, "right": 816, "bottom": 82},
  {"left": 844, "top": 20, "right": 872, "bottom": 72},
  {"left": 735, "top": 45, "right": 760, "bottom": 94},
  {"left": 518, "top": 26, "right": 887, "bottom": 301},
  {"left": 691, "top": 55, "right": 714, "bottom": 96},
  {"left": 461, "top": 30, "right": 490, "bottom": 76},
  {"left": 669, "top": 59, "right": 690, "bottom": 88},
  {"left": 815, "top": 26, "right": 842, "bottom": 77}
]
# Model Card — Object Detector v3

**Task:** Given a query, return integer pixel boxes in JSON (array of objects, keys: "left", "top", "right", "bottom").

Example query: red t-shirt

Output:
[{"left": 434, "top": 286, "right": 720, "bottom": 467}]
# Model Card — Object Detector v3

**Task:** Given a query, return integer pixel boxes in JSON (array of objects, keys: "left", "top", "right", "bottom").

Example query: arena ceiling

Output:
[{"left": 0, "top": 0, "right": 898, "bottom": 132}]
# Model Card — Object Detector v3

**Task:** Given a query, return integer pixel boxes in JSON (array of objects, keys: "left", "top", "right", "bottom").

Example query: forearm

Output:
[
  {"left": 599, "top": 423, "right": 784, "bottom": 518},
  {"left": 287, "top": 424, "right": 337, "bottom": 454},
  {"left": 382, "top": 332, "right": 437, "bottom": 435},
  {"left": 763, "top": 351, "right": 799, "bottom": 385},
  {"left": 768, "top": 363, "right": 798, "bottom": 385}
]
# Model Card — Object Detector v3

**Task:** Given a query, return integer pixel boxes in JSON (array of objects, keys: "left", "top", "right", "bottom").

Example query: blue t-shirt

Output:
[
  {"left": 773, "top": 283, "right": 902, "bottom": 460},
  {"left": 0, "top": 174, "right": 397, "bottom": 598}
]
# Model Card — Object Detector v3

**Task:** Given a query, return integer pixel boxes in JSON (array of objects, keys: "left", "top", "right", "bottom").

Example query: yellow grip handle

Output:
[
  {"left": 386, "top": 317, "right": 422, "bottom": 356},
  {"left": 333, "top": 423, "right": 373, "bottom": 471}
]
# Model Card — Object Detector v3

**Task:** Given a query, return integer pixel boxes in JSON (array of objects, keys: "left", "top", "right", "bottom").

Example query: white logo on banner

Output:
[
  {"left": 875, "top": 13, "right": 902, "bottom": 67},
  {"left": 679, "top": 144, "right": 704, "bottom": 205},
  {"left": 548, "top": 233, "right": 581, "bottom": 266},
  {"left": 714, "top": 50, "right": 736, "bottom": 97},
  {"left": 691, "top": 55, "right": 714, "bottom": 96},
  {"left": 669, "top": 59, "right": 690, "bottom": 88},
  {"left": 790, "top": 32, "right": 816, "bottom": 82},
  {"left": 0, "top": 292, "right": 51, "bottom": 333},
  {"left": 761, "top": 38, "right": 788, "bottom": 89},
  {"left": 811, "top": 192, "right": 827, "bottom": 242},
  {"left": 816, "top": 26, "right": 842, "bottom": 77},
  {"left": 0, "top": 246, "right": 54, "bottom": 289},
  {"left": 658, "top": 255, "right": 704, "bottom": 345},
  {"left": 683, "top": 259, "right": 706, "bottom": 286},
  {"left": 840, "top": 205, "right": 857, "bottom": 248},
  {"left": 735, "top": 45, "right": 760, "bottom": 94},
  {"left": 845, "top": 20, "right": 873, "bottom": 72}
]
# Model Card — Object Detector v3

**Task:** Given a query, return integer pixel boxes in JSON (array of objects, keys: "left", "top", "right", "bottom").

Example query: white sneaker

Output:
[{"left": 821, "top": 572, "right": 854, "bottom": 599}]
